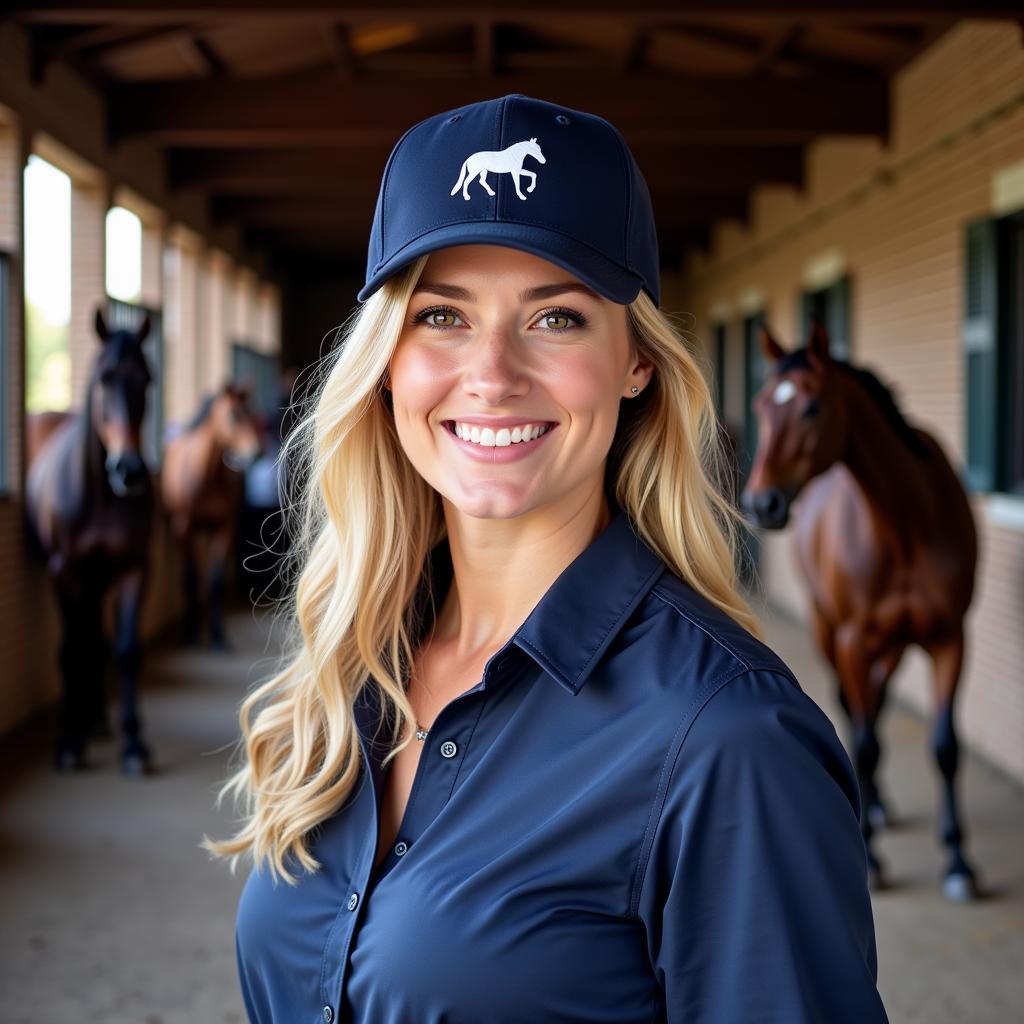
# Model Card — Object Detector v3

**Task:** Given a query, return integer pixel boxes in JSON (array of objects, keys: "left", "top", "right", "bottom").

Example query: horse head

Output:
[
  {"left": 740, "top": 319, "right": 849, "bottom": 529},
  {"left": 526, "top": 137, "right": 546, "bottom": 164},
  {"left": 91, "top": 308, "right": 153, "bottom": 498},
  {"left": 213, "top": 379, "right": 264, "bottom": 472}
]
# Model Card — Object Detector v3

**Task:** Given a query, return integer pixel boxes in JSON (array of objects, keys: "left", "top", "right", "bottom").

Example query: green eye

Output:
[{"left": 544, "top": 313, "right": 570, "bottom": 330}]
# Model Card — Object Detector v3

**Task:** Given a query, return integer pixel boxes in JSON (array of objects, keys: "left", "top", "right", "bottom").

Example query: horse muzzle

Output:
[{"left": 741, "top": 485, "right": 792, "bottom": 530}]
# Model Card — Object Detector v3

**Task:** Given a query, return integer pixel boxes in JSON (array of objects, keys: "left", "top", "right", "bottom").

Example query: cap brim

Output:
[{"left": 356, "top": 221, "right": 649, "bottom": 305}]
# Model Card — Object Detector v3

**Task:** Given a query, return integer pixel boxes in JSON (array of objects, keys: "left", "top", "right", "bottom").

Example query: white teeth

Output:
[{"left": 453, "top": 421, "right": 551, "bottom": 447}]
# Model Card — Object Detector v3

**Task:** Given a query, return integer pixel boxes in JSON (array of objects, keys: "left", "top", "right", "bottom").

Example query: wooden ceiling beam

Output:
[
  {"left": 474, "top": 17, "right": 496, "bottom": 75},
  {"left": 220, "top": 192, "right": 748, "bottom": 231},
  {"left": 8, "top": 3, "right": 1023, "bottom": 26},
  {"left": 110, "top": 71, "right": 888, "bottom": 146},
  {"left": 319, "top": 21, "right": 359, "bottom": 75},
  {"left": 169, "top": 143, "right": 804, "bottom": 194},
  {"left": 178, "top": 33, "right": 227, "bottom": 76},
  {"left": 751, "top": 23, "right": 802, "bottom": 73}
]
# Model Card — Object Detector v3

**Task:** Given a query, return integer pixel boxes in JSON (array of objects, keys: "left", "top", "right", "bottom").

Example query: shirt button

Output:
[
  {"left": 347, "top": 892, "right": 359, "bottom": 911},
  {"left": 440, "top": 740, "right": 458, "bottom": 758},
  {"left": 394, "top": 840, "right": 408, "bottom": 856},
  {"left": 322, "top": 1007, "right": 334, "bottom": 1024}
]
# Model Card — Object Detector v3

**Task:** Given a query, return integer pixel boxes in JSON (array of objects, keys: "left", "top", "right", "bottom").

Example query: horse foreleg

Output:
[
  {"left": 835, "top": 620, "right": 886, "bottom": 889},
  {"left": 54, "top": 578, "right": 90, "bottom": 770},
  {"left": 477, "top": 170, "right": 496, "bottom": 197},
  {"left": 207, "top": 525, "right": 233, "bottom": 651},
  {"left": 82, "top": 586, "right": 111, "bottom": 741},
  {"left": 114, "top": 565, "right": 152, "bottom": 776},
  {"left": 860, "top": 646, "right": 906, "bottom": 830},
  {"left": 924, "top": 625, "right": 978, "bottom": 901},
  {"left": 522, "top": 169, "right": 537, "bottom": 193}
]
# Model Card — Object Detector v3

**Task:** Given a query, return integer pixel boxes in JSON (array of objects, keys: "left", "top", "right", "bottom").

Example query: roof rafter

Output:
[
  {"left": 7, "top": 2, "right": 1023, "bottom": 26},
  {"left": 110, "top": 70, "right": 889, "bottom": 146}
]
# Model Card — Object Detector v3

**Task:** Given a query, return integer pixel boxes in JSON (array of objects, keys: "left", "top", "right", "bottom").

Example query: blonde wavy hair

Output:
[{"left": 202, "top": 252, "right": 763, "bottom": 884}]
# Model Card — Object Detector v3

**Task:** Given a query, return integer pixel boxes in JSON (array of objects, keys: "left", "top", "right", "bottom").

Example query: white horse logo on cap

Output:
[{"left": 450, "top": 138, "right": 546, "bottom": 201}]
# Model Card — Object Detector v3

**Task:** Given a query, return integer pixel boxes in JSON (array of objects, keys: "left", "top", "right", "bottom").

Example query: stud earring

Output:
[{"left": 630, "top": 385, "right": 639, "bottom": 394}]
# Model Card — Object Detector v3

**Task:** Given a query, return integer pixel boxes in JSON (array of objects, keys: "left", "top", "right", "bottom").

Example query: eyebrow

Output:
[{"left": 411, "top": 281, "right": 604, "bottom": 304}]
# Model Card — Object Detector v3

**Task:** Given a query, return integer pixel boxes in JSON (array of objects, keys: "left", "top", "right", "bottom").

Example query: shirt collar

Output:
[{"left": 414, "top": 502, "right": 666, "bottom": 697}]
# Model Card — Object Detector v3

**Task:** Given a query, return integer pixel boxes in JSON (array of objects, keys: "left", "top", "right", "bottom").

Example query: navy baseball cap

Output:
[{"left": 357, "top": 93, "right": 661, "bottom": 308}]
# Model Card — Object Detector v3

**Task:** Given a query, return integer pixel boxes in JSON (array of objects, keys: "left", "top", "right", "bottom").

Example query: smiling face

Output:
[{"left": 387, "top": 244, "right": 652, "bottom": 521}]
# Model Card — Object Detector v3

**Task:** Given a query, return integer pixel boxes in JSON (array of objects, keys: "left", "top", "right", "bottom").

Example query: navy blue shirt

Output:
[{"left": 235, "top": 504, "right": 888, "bottom": 1023}]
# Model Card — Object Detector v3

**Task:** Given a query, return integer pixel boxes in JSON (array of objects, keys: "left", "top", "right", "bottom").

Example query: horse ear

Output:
[
  {"left": 807, "top": 318, "right": 832, "bottom": 368},
  {"left": 95, "top": 307, "right": 110, "bottom": 342},
  {"left": 757, "top": 322, "right": 786, "bottom": 363}
]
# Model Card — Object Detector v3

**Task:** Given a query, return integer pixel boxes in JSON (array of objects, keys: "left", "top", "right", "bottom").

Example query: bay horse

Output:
[
  {"left": 160, "top": 382, "right": 263, "bottom": 649},
  {"left": 740, "top": 320, "right": 979, "bottom": 902},
  {"left": 25, "top": 308, "right": 156, "bottom": 775}
]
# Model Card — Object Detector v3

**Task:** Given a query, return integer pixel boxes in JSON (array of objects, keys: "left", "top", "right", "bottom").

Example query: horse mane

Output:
[
  {"left": 776, "top": 348, "right": 932, "bottom": 460},
  {"left": 186, "top": 392, "right": 217, "bottom": 430}
]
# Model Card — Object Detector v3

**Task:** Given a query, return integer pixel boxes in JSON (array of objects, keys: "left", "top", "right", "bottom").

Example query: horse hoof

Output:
[
  {"left": 943, "top": 872, "right": 977, "bottom": 903},
  {"left": 867, "top": 801, "right": 888, "bottom": 831},
  {"left": 121, "top": 744, "right": 153, "bottom": 777},
  {"left": 54, "top": 748, "right": 86, "bottom": 773},
  {"left": 121, "top": 753, "right": 150, "bottom": 777}
]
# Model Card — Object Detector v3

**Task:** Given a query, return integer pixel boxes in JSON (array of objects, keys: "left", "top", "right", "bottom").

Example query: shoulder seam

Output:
[
  {"left": 625, "top": 664, "right": 797, "bottom": 920},
  {"left": 649, "top": 583, "right": 752, "bottom": 671}
]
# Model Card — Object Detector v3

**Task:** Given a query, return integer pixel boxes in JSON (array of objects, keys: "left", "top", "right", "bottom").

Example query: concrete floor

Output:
[{"left": 1, "top": 600, "right": 1022, "bottom": 1023}]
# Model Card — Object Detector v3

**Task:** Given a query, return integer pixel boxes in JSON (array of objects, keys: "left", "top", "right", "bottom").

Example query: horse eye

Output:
[{"left": 802, "top": 398, "right": 820, "bottom": 420}]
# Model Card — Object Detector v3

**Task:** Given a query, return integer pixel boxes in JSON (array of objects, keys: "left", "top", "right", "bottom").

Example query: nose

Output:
[
  {"left": 461, "top": 328, "right": 527, "bottom": 404},
  {"left": 740, "top": 486, "right": 790, "bottom": 530}
]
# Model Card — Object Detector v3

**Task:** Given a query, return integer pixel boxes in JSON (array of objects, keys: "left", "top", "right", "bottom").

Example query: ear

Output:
[
  {"left": 806, "top": 317, "right": 831, "bottom": 369},
  {"left": 625, "top": 351, "right": 655, "bottom": 397},
  {"left": 95, "top": 307, "right": 110, "bottom": 343},
  {"left": 757, "top": 322, "right": 786, "bottom": 363}
]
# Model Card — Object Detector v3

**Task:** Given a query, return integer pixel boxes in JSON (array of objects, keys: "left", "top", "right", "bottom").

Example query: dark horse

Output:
[
  {"left": 160, "top": 383, "right": 263, "bottom": 649},
  {"left": 25, "top": 308, "right": 156, "bottom": 775},
  {"left": 740, "top": 321, "right": 979, "bottom": 902}
]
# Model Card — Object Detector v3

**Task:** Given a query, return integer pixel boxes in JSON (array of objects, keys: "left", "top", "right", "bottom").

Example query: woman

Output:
[{"left": 205, "top": 94, "right": 888, "bottom": 1023}]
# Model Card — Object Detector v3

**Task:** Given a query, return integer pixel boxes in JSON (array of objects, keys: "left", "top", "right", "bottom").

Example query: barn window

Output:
[
  {"left": 799, "top": 274, "right": 851, "bottom": 359},
  {"left": 963, "top": 212, "right": 1024, "bottom": 496}
]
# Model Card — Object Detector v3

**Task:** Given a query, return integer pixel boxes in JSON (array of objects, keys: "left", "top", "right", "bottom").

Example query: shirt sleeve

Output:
[{"left": 635, "top": 667, "right": 889, "bottom": 1023}]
